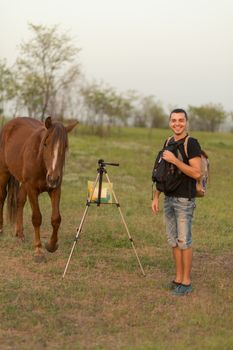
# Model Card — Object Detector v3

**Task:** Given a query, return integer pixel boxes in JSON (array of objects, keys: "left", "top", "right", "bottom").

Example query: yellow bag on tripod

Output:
[{"left": 87, "top": 181, "right": 113, "bottom": 204}]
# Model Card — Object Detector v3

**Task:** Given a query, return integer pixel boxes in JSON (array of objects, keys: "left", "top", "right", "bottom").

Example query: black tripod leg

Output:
[
  {"left": 97, "top": 168, "right": 103, "bottom": 206},
  {"left": 105, "top": 173, "right": 146, "bottom": 276}
]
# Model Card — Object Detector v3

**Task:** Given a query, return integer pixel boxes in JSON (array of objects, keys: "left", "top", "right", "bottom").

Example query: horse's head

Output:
[{"left": 42, "top": 117, "right": 78, "bottom": 189}]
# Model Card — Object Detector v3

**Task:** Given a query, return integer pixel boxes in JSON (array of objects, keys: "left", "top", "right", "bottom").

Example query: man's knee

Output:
[
  {"left": 177, "top": 239, "right": 192, "bottom": 250},
  {"left": 167, "top": 236, "right": 177, "bottom": 248}
]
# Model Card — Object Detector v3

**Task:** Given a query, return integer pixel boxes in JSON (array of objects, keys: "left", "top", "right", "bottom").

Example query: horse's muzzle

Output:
[{"left": 46, "top": 174, "right": 61, "bottom": 188}]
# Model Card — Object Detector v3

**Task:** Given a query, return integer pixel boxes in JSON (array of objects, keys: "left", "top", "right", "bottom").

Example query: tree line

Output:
[{"left": 0, "top": 23, "right": 230, "bottom": 133}]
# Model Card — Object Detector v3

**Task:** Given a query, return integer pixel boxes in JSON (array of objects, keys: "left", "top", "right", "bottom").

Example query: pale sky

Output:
[{"left": 1, "top": 0, "right": 233, "bottom": 112}]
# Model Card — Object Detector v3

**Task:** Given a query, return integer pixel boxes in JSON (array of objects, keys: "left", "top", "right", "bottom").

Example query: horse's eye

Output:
[{"left": 44, "top": 143, "right": 47, "bottom": 147}]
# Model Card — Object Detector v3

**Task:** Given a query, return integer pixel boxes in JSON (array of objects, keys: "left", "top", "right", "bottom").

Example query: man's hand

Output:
[
  {"left": 152, "top": 196, "right": 159, "bottom": 214},
  {"left": 162, "top": 150, "right": 177, "bottom": 165},
  {"left": 163, "top": 150, "right": 201, "bottom": 180}
]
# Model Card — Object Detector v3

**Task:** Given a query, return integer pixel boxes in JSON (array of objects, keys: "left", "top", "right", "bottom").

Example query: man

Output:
[{"left": 152, "top": 108, "right": 202, "bottom": 296}]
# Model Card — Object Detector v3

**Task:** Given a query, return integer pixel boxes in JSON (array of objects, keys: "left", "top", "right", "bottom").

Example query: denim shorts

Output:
[{"left": 164, "top": 196, "right": 196, "bottom": 250}]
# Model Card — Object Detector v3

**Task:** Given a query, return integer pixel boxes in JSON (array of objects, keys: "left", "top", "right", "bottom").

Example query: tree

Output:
[
  {"left": 0, "top": 59, "right": 16, "bottom": 115},
  {"left": 188, "top": 104, "right": 226, "bottom": 132},
  {"left": 81, "top": 82, "right": 133, "bottom": 128},
  {"left": 16, "top": 23, "right": 81, "bottom": 120},
  {"left": 141, "top": 96, "right": 166, "bottom": 128},
  {"left": 130, "top": 94, "right": 166, "bottom": 128}
]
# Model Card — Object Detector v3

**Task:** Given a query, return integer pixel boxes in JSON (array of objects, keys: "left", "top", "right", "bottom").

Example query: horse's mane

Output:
[
  {"left": 49, "top": 122, "right": 68, "bottom": 149},
  {"left": 38, "top": 122, "right": 68, "bottom": 159}
]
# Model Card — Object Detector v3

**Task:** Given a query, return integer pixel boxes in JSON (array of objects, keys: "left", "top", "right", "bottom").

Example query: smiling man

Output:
[{"left": 152, "top": 108, "right": 202, "bottom": 296}]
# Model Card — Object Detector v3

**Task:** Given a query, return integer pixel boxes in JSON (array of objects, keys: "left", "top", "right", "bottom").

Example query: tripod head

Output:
[{"left": 98, "top": 159, "right": 119, "bottom": 168}]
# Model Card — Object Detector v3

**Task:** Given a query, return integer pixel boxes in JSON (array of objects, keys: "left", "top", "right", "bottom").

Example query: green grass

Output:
[{"left": 0, "top": 126, "right": 233, "bottom": 350}]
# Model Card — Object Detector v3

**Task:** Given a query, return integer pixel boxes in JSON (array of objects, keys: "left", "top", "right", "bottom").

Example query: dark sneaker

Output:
[
  {"left": 172, "top": 283, "right": 193, "bottom": 296},
  {"left": 166, "top": 280, "right": 181, "bottom": 290}
]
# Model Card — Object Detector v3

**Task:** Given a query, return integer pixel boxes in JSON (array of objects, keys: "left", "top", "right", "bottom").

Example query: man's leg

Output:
[
  {"left": 172, "top": 246, "right": 192, "bottom": 284},
  {"left": 172, "top": 246, "right": 183, "bottom": 283},
  {"left": 175, "top": 198, "right": 195, "bottom": 284},
  {"left": 171, "top": 198, "right": 195, "bottom": 295},
  {"left": 181, "top": 247, "right": 192, "bottom": 285},
  {"left": 164, "top": 196, "right": 179, "bottom": 282},
  {"left": 172, "top": 246, "right": 193, "bottom": 295}
]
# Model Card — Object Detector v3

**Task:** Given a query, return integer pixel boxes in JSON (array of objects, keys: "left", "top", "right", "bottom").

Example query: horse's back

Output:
[
  {"left": 0, "top": 117, "right": 45, "bottom": 180},
  {"left": 1, "top": 117, "right": 43, "bottom": 153},
  {"left": 1, "top": 117, "right": 43, "bottom": 143}
]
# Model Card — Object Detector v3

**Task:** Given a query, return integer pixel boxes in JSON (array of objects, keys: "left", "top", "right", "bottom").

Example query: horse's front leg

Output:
[
  {"left": 45, "top": 187, "right": 61, "bottom": 253},
  {"left": 15, "top": 184, "right": 27, "bottom": 240},
  {"left": 27, "top": 187, "right": 44, "bottom": 261}
]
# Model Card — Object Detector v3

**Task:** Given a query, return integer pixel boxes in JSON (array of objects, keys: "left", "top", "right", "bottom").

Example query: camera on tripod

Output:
[{"left": 98, "top": 159, "right": 119, "bottom": 168}]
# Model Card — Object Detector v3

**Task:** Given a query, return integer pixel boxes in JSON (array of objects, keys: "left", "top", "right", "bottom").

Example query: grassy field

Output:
[{"left": 0, "top": 126, "right": 233, "bottom": 350}]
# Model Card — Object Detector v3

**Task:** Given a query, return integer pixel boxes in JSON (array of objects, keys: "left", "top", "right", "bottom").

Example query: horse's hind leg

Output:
[
  {"left": 0, "top": 172, "right": 10, "bottom": 234},
  {"left": 15, "top": 184, "right": 27, "bottom": 240}
]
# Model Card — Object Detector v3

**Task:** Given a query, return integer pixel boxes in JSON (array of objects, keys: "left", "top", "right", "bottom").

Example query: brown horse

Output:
[{"left": 0, "top": 116, "right": 77, "bottom": 261}]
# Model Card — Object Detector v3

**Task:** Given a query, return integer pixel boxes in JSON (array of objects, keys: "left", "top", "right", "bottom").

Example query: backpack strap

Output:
[
  {"left": 183, "top": 135, "right": 190, "bottom": 158},
  {"left": 165, "top": 135, "right": 188, "bottom": 161},
  {"left": 164, "top": 136, "right": 173, "bottom": 148},
  {"left": 182, "top": 135, "right": 192, "bottom": 200},
  {"left": 184, "top": 135, "right": 207, "bottom": 161}
]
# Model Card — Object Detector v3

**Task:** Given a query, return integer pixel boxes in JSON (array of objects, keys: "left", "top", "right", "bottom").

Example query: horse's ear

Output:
[
  {"left": 66, "top": 120, "right": 79, "bottom": 133},
  {"left": 45, "top": 116, "right": 52, "bottom": 129}
]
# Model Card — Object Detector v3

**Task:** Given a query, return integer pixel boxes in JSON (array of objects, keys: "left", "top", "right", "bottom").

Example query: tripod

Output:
[{"left": 62, "top": 159, "right": 145, "bottom": 278}]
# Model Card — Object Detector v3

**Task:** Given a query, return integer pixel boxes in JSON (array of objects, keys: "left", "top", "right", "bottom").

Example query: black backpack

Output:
[{"left": 152, "top": 136, "right": 187, "bottom": 193}]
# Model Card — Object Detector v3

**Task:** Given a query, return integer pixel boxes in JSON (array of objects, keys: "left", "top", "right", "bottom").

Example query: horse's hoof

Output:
[
  {"left": 33, "top": 254, "right": 46, "bottom": 263},
  {"left": 15, "top": 237, "right": 25, "bottom": 245},
  {"left": 45, "top": 242, "right": 59, "bottom": 253},
  {"left": 0, "top": 229, "right": 3, "bottom": 235},
  {"left": 16, "top": 233, "right": 25, "bottom": 242}
]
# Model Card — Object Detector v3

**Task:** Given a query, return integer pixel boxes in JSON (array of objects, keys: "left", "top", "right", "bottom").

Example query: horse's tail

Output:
[{"left": 7, "top": 175, "right": 19, "bottom": 224}]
